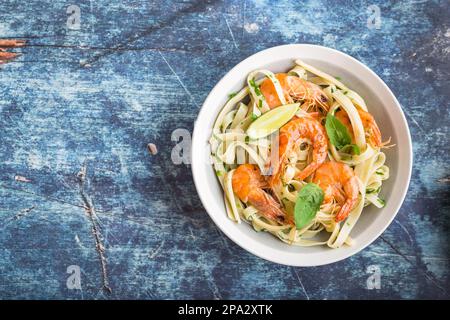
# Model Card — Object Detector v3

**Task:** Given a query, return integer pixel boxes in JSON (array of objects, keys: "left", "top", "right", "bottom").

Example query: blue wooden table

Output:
[{"left": 0, "top": 0, "right": 449, "bottom": 299}]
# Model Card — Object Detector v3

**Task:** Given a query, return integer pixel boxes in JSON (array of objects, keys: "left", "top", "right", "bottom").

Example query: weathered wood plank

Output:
[{"left": 0, "top": 0, "right": 449, "bottom": 299}]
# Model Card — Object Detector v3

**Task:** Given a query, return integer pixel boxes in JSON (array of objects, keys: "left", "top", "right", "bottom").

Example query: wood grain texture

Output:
[{"left": 0, "top": 0, "right": 449, "bottom": 299}]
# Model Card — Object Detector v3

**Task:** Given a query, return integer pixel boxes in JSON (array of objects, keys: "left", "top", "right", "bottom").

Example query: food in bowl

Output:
[{"left": 209, "top": 59, "right": 391, "bottom": 248}]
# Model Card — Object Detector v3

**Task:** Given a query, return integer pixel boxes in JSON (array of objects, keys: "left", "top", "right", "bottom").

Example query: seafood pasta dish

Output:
[{"left": 209, "top": 60, "right": 390, "bottom": 248}]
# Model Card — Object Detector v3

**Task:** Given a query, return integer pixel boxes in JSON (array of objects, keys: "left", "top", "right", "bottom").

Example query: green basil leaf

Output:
[
  {"left": 325, "top": 114, "right": 352, "bottom": 150},
  {"left": 294, "top": 183, "right": 324, "bottom": 230},
  {"left": 351, "top": 144, "right": 361, "bottom": 155},
  {"left": 340, "top": 143, "right": 361, "bottom": 155}
]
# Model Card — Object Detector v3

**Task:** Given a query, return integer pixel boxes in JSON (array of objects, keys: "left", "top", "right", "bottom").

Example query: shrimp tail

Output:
[
  {"left": 233, "top": 164, "right": 291, "bottom": 224},
  {"left": 251, "top": 189, "right": 286, "bottom": 221},
  {"left": 295, "top": 162, "right": 321, "bottom": 181},
  {"left": 358, "top": 109, "right": 382, "bottom": 148},
  {"left": 335, "top": 199, "right": 356, "bottom": 222},
  {"left": 335, "top": 176, "right": 359, "bottom": 221}
]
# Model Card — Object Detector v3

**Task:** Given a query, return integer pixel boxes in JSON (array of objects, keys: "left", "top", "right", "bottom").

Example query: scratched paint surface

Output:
[{"left": 0, "top": 0, "right": 449, "bottom": 299}]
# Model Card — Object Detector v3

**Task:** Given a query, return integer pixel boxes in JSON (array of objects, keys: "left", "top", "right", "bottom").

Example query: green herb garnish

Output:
[
  {"left": 215, "top": 171, "right": 224, "bottom": 177},
  {"left": 340, "top": 144, "right": 361, "bottom": 155},
  {"left": 251, "top": 113, "right": 259, "bottom": 121},
  {"left": 249, "top": 78, "right": 262, "bottom": 96},
  {"left": 335, "top": 76, "right": 342, "bottom": 81},
  {"left": 228, "top": 92, "right": 237, "bottom": 100},
  {"left": 366, "top": 187, "right": 381, "bottom": 194},
  {"left": 377, "top": 198, "right": 386, "bottom": 207},
  {"left": 294, "top": 183, "right": 324, "bottom": 230},
  {"left": 325, "top": 114, "right": 352, "bottom": 150}
]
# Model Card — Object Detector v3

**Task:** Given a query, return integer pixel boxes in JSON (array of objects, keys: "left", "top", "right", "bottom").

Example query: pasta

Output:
[{"left": 209, "top": 60, "right": 390, "bottom": 248}]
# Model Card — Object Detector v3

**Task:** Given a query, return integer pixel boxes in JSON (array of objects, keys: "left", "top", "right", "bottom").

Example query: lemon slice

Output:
[{"left": 246, "top": 103, "right": 299, "bottom": 139}]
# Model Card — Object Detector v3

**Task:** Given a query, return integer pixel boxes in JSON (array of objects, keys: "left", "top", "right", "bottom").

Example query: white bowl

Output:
[{"left": 191, "top": 44, "right": 412, "bottom": 266}]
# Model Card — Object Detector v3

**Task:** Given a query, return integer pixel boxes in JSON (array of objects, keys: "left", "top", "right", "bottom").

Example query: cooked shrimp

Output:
[
  {"left": 232, "top": 164, "right": 289, "bottom": 223},
  {"left": 260, "top": 73, "right": 328, "bottom": 111},
  {"left": 313, "top": 162, "right": 359, "bottom": 222},
  {"left": 270, "top": 117, "right": 328, "bottom": 190},
  {"left": 335, "top": 108, "right": 382, "bottom": 148}
]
